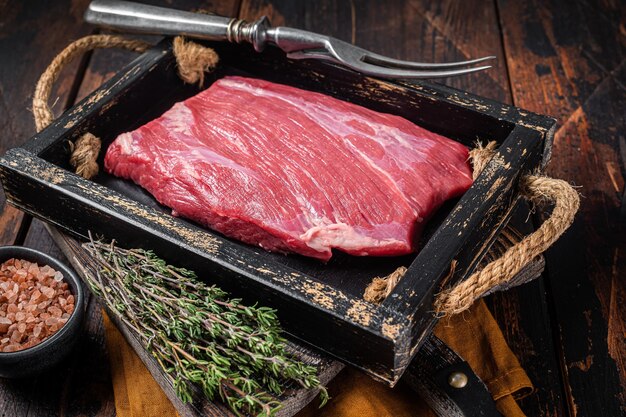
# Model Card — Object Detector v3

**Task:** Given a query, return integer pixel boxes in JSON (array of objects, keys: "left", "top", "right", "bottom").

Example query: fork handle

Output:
[
  {"left": 85, "top": 0, "right": 235, "bottom": 39},
  {"left": 85, "top": 0, "right": 272, "bottom": 50}
]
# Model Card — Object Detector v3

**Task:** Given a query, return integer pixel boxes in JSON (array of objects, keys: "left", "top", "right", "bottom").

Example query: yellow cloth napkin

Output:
[
  {"left": 103, "top": 313, "right": 180, "bottom": 417},
  {"left": 103, "top": 299, "right": 532, "bottom": 417}
]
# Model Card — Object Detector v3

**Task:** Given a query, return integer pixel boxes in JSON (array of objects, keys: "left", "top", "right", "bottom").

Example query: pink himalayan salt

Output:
[
  {"left": 0, "top": 258, "right": 76, "bottom": 352},
  {"left": 0, "top": 317, "right": 11, "bottom": 333}
]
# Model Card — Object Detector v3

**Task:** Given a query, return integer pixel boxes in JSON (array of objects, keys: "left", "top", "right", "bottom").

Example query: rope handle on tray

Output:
[
  {"left": 32, "top": 34, "right": 219, "bottom": 179},
  {"left": 364, "top": 142, "right": 580, "bottom": 316}
]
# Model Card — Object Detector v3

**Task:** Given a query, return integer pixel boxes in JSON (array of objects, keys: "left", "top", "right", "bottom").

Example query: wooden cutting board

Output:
[{"left": 44, "top": 200, "right": 543, "bottom": 417}]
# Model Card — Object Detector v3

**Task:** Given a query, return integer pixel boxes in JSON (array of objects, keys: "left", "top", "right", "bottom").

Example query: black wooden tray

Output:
[{"left": 0, "top": 38, "right": 556, "bottom": 385}]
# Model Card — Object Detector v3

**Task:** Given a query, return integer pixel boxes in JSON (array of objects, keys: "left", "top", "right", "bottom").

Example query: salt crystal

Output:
[
  {"left": 3, "top": 344, "right": 20, "bottom": 352},
  {"left": 28, "top": 263, "right": 40, "bottom": 277},
  {"left": 44, "top": 266, "right": 55, "bottom": 277},
  {"left": 0, "top": 317, "right": 12, "bottom": 333},
  {"left": 10, "top": 330, "right": 22, "bottom": 343},
  {"left": 0, "top": 259, "right": 74, "bottom": 351},
  {"left": 48, "top": 306, "right": 62, "bottom": 318},
  {"left": 41, "top": 286, "right": 55, "bottom": 299},
  {"left": 30, "top": 289, "right": 43, "bottom": 303}
]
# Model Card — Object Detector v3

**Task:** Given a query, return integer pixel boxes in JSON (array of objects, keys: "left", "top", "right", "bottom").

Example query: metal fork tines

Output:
[
  {"left": 85, "top": 0, "right": 495, "bottom": 79},
  {"left": 285, "top": 39, "right": 495, "bottom": 79}
]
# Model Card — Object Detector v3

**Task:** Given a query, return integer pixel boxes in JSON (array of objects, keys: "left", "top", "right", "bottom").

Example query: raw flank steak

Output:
[{"left": 105, "top": 76, "right": 473, "bottom": 261}]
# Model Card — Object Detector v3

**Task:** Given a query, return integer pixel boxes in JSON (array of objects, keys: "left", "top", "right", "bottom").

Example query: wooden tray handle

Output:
[
  {"left": 365, "top": 142, "right": 580, "bottom": 316},
  {"left": 434, "top": 145, "right": 580, "bottom": 315},
  {"left": 32, "top": 34, "right": 217, "bottom": 179}
]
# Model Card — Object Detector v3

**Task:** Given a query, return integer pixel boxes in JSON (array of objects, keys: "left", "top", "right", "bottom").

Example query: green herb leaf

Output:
[{"left": 81, "top": 237, "right": 326, "bottom": 416}]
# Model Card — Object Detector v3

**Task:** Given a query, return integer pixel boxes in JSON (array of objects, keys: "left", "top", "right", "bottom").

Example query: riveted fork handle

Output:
[{"left": 85, "top": 0, "right": 272, "bottom": 51}]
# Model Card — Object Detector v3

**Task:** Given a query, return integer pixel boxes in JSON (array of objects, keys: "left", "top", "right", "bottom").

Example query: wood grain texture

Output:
[
  {"left": 497, "top": 0, "right": 626, "bottom": 415},
  {"left": 237, "top": 1, "right": 567, "bottom": 415},
  {"left": 484, "top": 212, "right": 566, "bottom": 417},
  {"left": 0, "top": 2, "right": 243, "bottom": 415},
  {"left": 74, "top": 0, "right": 242, "bottom": 102},
  {"left": 0, "top": 0, "right": 96, "bottom": 257},
  {"left": 0, "top": 0, "right": 624, "bottom": 416},
  {"left": 239, "top": 0, "right": 511, "bottom": 99},
  {"left": 0, "top": 0, "right": 93, "bottom": 201},
  {"left": 0, "top": 1, "right": 116, "bottom": 415}
]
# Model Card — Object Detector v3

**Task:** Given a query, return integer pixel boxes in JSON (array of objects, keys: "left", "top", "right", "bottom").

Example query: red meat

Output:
[{"left": 105, "top": 76, "right": 473, "bottom": 261}]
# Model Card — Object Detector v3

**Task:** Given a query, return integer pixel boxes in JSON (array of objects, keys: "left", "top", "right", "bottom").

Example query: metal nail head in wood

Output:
[{"left": 448, "top": 371, "right": 469, "bottom": 388}]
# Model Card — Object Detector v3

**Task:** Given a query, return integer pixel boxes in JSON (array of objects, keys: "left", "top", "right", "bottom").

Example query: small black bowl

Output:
[{"left": 0, "top": 246, "right": 85, "bottom": 378}]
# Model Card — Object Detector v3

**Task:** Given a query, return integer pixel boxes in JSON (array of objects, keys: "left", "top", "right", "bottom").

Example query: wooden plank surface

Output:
[
  {"left": 0, "top": 0, "right": 624, "bottom": 416},
  {"left": 497, "top": 0, "right": 626, "bottom": 415},
  {"left": 0, "top": 0, "right": 95, "bottom": 246},
  {"left": 0, "top": 1, "right": 117, "bottom": 415}
]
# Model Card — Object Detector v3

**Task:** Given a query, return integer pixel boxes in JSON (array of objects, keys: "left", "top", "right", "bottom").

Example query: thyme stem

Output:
[{"left": 81, "top": 238, "right": 328, "bottom": 416}]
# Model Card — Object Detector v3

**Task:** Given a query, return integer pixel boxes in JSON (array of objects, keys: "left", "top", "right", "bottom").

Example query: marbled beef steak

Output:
[{"left": 104, "top": 76, "right": 473, "bottom": 261}]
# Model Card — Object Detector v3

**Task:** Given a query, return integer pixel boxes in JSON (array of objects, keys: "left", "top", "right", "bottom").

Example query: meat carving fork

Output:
[{"left": 85, "top": 0, "right": 494, "bottom": 79}]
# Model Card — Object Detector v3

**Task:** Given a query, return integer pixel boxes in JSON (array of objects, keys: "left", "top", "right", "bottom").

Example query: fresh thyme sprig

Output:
[{"left": 81, "top": 238, "right": 328, "bottom": 417}]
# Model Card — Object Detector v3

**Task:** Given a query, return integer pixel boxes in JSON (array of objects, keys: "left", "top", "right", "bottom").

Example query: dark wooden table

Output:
[{"left": 0, "top": 1, "right": 624, "bottom": 416}]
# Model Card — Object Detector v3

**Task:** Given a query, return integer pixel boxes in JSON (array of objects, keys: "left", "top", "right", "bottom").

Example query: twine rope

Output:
[
  {"left": 362, "top": 266, "right": 407, "bottom": 305},
  {"left": 33, "top": 34, "right": 219, "bottom": 179},
  {"left": 364, "top": 142, "right": 580, "bottom": 316}
]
